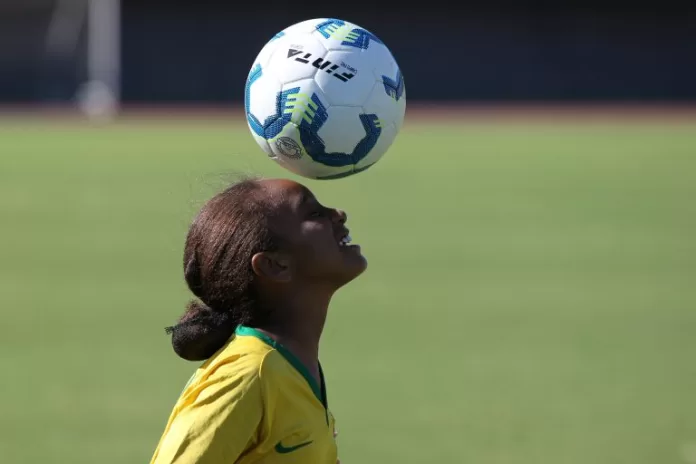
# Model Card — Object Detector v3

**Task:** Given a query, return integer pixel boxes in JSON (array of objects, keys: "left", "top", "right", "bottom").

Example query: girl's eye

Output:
[{"left": 309, "top": 209, "right": 325, "bottom": 219}]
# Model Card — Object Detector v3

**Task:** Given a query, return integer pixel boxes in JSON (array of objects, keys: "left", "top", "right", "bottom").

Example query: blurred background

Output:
[{"left": 1, "top": 1, "right": 695, "bottom": 463}]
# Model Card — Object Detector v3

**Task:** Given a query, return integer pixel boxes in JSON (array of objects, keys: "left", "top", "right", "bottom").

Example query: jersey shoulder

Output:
[
  {"left": 258, "top": 348, "right": 295, "bottom": 382},
  {"left": 187, "top": 329, "right": 304, "bottom": 400},
  {"left": 183, "top": 332, "right": 276, "bottom": 393}
]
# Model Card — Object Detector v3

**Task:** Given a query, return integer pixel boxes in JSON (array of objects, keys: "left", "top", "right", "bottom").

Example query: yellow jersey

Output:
[{"left": 150, "top": 326, "right": 338, "bottom": 464}]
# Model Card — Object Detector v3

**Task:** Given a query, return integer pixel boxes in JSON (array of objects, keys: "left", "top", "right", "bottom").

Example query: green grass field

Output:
[{"left": 1, "top": 114, "right": 695, "bottom": 464}]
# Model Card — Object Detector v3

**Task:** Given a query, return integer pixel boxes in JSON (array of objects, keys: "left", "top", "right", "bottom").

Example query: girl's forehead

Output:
[{"left": 259, "top": 178, "right": 316, "bottom": 207}]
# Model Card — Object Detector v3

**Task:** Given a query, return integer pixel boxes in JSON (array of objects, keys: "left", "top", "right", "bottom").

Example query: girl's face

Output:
[{"left": 262, "top": 178, "right": 367, "bottom": 288}]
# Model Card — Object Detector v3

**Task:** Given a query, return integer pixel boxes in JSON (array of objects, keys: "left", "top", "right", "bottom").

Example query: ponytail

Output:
[{"left": 165, "top": 178, "right": 278, "bottom": 362}]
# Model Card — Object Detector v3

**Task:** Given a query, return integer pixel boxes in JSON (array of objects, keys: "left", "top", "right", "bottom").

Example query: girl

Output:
[{"left": 150, "top": 177, "right": 365, "bottom": 463}]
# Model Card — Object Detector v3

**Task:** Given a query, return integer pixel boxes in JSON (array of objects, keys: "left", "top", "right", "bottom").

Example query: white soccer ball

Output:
[{"left": 244, "top": 18, "right": 406, "bottom": 180}]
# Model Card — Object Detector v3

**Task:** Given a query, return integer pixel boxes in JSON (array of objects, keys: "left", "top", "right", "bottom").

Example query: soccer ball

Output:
[{"left": 244, "top": 18, "right": 406, "bottom": 180}]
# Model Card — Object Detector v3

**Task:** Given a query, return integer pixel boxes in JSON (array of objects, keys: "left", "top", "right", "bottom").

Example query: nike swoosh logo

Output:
[{"left": 275, "top": 440, "right": 313, "bottom": 454}]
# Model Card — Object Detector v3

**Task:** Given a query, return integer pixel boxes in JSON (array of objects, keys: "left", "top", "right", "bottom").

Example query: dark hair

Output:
[{"left": 165, "top": 178, "right": 278, "bottom": 361}]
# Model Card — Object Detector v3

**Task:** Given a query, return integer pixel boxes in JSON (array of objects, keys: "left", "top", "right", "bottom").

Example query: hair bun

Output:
[{"left": 166, "top": 300, "right": 236, "bottom": 361}]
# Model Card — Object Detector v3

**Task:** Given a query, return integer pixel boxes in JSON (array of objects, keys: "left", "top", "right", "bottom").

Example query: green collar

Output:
[{"left": 235, "top": 325, "right": 326, "bottom": 406}]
